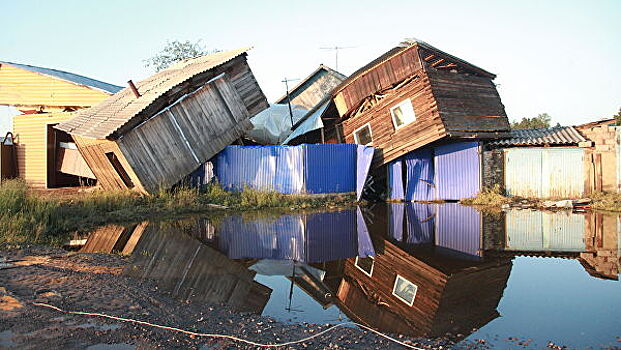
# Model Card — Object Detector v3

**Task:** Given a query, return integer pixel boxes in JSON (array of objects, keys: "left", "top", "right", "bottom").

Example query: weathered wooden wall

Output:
[
  {"left": 277, "top": 67, "right": 346, "bottom": 110},
  {"left": 73, "top": 136, "right": 144, "bottom": 192},
  {"left": 117, "top": 75, "right": 252, "bottom": 194},
  {"left": 341, "top": 75, "right": 446, "bottom": 164},
  {"left": 113, "top": 55, "right": 268, "bottom": 138},
  {"left": 324, "top": 44, "right": 509, "bottom": 166},
  {"left": 336, "top": 240, "right": 448, "bottom": 336},
  {"left": 0, "top": 64, "right": 112, "bottom": 109},
  {"left": 334, "top": 47, "right": 422, "bottom": 115},
  {"left": 426, "top": 69, "right": 509, "bottom": 136}
]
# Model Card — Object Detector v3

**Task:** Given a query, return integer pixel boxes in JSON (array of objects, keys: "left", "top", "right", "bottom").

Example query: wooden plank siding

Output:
[
  {"left": 337, "top": 240, "right": 449, "bottom": 336},
  {"left": 12, "top": 112, "right": 76, "bottom": 187},
  {"left": 426, "top": 69, "right": 509, "bottom": 135},
  {"left": 115, "top": 74, "right": 251, "bottom": 194},
  {"left": 323, "top": 42, "right": 509, "bottom": 167},
  {"left": 110, "top": 55, "right": 267, "bottom": 139},
  {"left": 341, "top": 74, "right": 446, "bottom": 164},
  {"left": 73, "top": 136, "right": 144, "bottom": 192},
  {"left": 0, "top": 64, "right": 112, "bottom": 109},
  {"left": 335, "top": 239, "right": 512, "bottom": 337},
  {"left": 275, "top": 67, "right": 346, "bottom": 110}
]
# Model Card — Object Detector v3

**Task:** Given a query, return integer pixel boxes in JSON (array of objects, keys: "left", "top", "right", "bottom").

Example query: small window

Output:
[
  {"left": 353, "top": 123, "right": 373, "bottom": 145},
  {"left": 390, "top": 99, "right": 416, "bottom": 130},
  {"left": 392, "top": 275, "right": 418, "bottom": 306},
  {"left": 355, "top": 256, "right": 375, "bottom": 277}
]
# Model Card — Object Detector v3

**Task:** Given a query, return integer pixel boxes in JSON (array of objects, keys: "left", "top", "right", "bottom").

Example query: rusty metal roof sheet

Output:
[
  {"left": 55, "top": 47, "right": 251, "bottom": 139},
  {"left": 488, "top": 126, "right": 586, "bottom": 146}
]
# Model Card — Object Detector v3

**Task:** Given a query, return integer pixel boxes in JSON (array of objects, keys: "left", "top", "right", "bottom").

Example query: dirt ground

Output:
[{"left": 0, "top": 246, "right": 459, "bottom": 350}]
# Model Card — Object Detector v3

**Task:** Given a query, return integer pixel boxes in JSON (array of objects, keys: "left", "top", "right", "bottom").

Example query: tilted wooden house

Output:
[
  {"left": 318, "top": 39, "right": 510, "bottom": 165},
  {"left": 56, "top": 48, "right": 269, "bottom": 194},
  {"left": 0, "top": 61, "right": 121, "bottom": 187}
]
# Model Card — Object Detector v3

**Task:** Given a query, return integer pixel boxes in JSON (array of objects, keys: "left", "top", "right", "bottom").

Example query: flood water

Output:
[{"left": 76, "top": 204, "right": 621, "bottom": 349}]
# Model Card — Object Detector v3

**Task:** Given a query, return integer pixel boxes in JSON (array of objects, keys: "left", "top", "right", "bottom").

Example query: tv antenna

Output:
[
  {"left": 320, "top": 46, "right": 356, "bottom": 71},
  {"left": 282, "top": 77, "right": 300, "bottom": 127}
]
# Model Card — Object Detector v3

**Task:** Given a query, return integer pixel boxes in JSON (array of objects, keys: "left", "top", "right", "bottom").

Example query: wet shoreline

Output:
[{"left": 0, "top": 247, "right": 454, "bottom": 349}]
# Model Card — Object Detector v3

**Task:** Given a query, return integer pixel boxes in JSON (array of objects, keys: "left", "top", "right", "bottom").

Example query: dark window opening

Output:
[{"left": 106, "top": 152, "right": 134, "bottom": 188}]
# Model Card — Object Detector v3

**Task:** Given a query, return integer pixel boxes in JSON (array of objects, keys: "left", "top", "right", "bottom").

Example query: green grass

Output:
[
  {"left": 460, "top": 185, "right": 512, "bottom": 206},
  {"left": 0, "top": 180, "right": 354, "bottom": 245}
]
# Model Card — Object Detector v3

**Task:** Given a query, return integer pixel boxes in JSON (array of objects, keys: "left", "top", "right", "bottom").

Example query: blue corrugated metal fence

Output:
[
  {"left": 213, "top": 144, "right": 373, "bottom": 195},
  {"left": 388, "top": 142, "right": 481, "bottom": 201}
]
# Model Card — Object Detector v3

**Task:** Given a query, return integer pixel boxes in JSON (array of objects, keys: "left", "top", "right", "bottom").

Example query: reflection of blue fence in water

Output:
[
  {"left": 210, "top": 144, "right": 373, "bottom": 196},
  {"left": 216, "top": 208, "right": 375, "bottom": 263},
  {"left": 387, "top": 203, "right": 482, "bottom": 260}
]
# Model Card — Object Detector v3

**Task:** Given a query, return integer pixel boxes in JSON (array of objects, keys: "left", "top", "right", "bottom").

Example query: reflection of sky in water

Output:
[
  {"left": 254, "top": 275, "right": 348, "bottom": 324},
  {"left": 465, "top": 257, "right": 621, "bottom": 348},
  {"left": 80, "top": 202, "right": 620, "bottom": 347}
]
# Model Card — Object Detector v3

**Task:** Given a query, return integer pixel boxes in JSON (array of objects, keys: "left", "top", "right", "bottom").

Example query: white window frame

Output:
[
  {"left": 390, "top": 99, "right": 416, "bottom": 130},
  {"left": 354, "top": 256, "right": 375, "bottom": 277},
  {"left": 392, "top": 274, "right": 418, "bottom": 306},
  {"left": 353, "top": 123, "right": 373, "bottom": 145}
]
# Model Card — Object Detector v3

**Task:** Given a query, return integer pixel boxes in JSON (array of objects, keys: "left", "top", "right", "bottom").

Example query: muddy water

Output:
[{"left": 77, "top": 203, "right": 621, "bottom": 349}]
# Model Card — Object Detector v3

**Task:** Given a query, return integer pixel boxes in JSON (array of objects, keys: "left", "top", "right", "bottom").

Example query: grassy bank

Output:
[
  {"left": 461, "top": 185, "right": 621, "bottom": 212},
  {"left": 460, "top": 185, "right": 512, "bottom": 206},
  {"left": 0, "top": 180, "right": 353, "bottom": 245},
  {"left": 590, "top": 192, "right": 621, "bottom": 212}
]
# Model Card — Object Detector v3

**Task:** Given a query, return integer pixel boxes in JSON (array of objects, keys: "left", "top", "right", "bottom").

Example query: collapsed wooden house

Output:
[
  {"left": 56, "top": 48, "right": 269, "bottom": 194},
  {"left": 316, "top": 39, "right": 510, "bottom": 165},
  {"left": 0, "top": 61, "right": 121, "bottom": 187}
]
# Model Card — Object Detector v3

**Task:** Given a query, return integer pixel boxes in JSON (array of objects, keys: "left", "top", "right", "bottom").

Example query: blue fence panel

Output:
[
  {"left": 405, "top": 203, "right": 435, "bottom": 245},
  {"left": 435, "top": 203, "right": 481, "bottom": 260},
  {"left": 217, "top": 214, "right": 305, "bottom": 261},
  {"left": 273, "top": 146, "right": 305, "bottom": 194},
  {"left": 304, "top": 144, "right": 356, "bottom": 194},
  {"left": 404, "top": 149, "right": 435, "bottom": 201},
  {"left": 387, "top": 160, "right": 405, "bottom": 200},
  {"left": 435, "top": 142, "right": 480, "bottom": 200},
  {"left": 215, "top": 146, "right": 277, "bottom": 191},
  {"left": 306, "top": 210, "right": 358, "bottom": 262},
  {"left": 356, "top": 207, "right": 375, "bottom": 257},
  {"left": 356, "top": 146, "right": 375, "bottom": 200},
  {"left": 388, "top": 203, "right": 405, "bottom": 241}
]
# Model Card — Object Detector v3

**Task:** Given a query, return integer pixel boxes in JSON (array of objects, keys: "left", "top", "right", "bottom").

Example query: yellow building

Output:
[{"left": 0, "top": 61, "right": 121, "bottom": 187}]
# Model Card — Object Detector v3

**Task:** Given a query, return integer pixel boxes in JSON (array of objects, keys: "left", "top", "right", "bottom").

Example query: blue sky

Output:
[{"left": 2, "top": 0, "right": 619, "bottom": 125}]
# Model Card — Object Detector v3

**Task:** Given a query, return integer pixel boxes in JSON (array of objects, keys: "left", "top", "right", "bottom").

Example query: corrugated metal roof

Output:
[
  {"left": 55, "top": 47, "right": 251, "bottom": 139},
  {"left": 0, "top": 61, "right": 122, "bottom": 94},
  {"left": 489, "top": 126, "right": 586, "bottom": 146}
]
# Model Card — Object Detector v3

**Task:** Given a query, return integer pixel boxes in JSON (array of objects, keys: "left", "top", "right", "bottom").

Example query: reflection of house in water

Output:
[
  {"left": 79, "top": 220, "right": 271, "bottom": 313},
  {"left": 322, "top": 203, "right": 512, "bottom": 338},
  {"left": 489, "top": 210, "right": 621, "bottom": 280}
]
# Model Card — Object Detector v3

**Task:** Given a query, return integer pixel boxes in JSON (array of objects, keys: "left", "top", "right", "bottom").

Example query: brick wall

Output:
[{"left": 577, "top": 125, "right": 619, "bottom": 193}]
